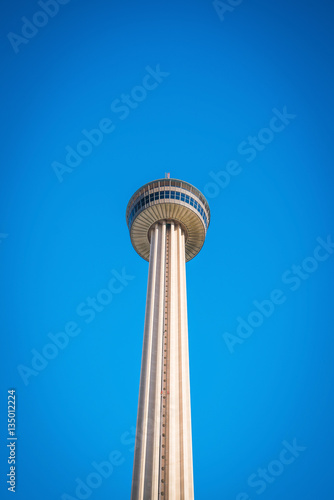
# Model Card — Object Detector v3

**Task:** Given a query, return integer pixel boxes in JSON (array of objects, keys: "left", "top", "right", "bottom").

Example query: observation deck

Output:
[{"left": 126, "top": 178, "right": 210, "bottom": 262}]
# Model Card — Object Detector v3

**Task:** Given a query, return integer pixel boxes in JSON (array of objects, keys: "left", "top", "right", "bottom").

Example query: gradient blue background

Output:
[{"left": 1, "top": 0, "right": 334, "bottom": 498}]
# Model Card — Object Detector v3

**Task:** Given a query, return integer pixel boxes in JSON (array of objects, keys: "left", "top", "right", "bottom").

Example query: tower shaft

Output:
[{"left": 131, "top": 221, "right": 194, "bottom": 500}]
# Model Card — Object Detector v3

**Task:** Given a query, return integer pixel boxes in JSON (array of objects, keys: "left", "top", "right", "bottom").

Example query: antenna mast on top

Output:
[{"left": 165, "top": 172, "right": 170, "bottom": 179}]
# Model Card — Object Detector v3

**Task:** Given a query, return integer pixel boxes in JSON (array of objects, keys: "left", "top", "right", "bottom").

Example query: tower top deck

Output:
[{"left": 126, "top": 178, "right": 210, "bottom": 262}]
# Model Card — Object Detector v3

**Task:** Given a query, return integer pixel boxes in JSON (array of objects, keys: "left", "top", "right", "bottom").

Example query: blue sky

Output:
[{"left": 1, "top": 0, "right": 334, "bottom": 499}]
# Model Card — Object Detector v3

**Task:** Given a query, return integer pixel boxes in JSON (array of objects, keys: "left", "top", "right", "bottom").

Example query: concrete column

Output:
[
  {"left": 178, "top": 225, "right": 194, "bottom": 499},
  {"left": 131, "top": 223, "right": 165, "bottom": 499},
  {"left": 131, "top": 221, "right": 194, "bottom": 500},
  {"left": 168, "top": 221, "right": 181, "bottom": 498}
]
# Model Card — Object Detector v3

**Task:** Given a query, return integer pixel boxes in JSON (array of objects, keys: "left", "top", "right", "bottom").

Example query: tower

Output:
[{"left": 126, "top": 177, "right": 210, "bottom": 500}]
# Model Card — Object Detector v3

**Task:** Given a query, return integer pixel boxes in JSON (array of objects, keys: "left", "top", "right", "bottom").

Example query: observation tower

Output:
[{"left": 126, "top": 176, "right": 210, "bottom": 500}]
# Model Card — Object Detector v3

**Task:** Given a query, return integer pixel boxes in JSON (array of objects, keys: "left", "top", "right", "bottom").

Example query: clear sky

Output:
[{"left": 1, "top": 1, "right": 334, "bottom": 499}]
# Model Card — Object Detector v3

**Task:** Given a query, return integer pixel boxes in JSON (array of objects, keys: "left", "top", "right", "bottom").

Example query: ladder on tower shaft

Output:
[{"left": 159, "top": 224, "right": 169, "bottom": 498}]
